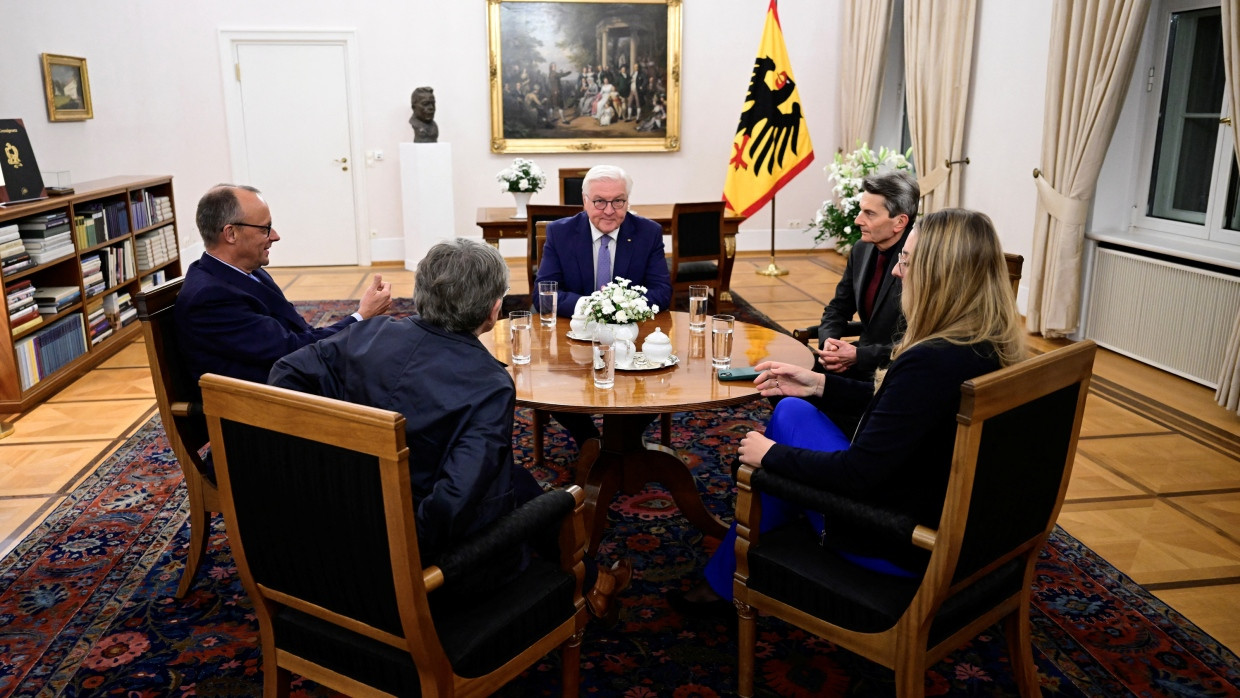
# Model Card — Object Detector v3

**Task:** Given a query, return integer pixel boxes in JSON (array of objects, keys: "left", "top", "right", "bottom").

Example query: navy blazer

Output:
[
  {"left": 817, "top": 235, "right": 907, "bottom": 375},
  {"left": 174, "top": 253, "right": 356, "bottom": 383},
  {"left": 535, "top": 210, "right": 672, "bottom": 317},
  {"left": 269, "top": 315, "right": 529, "bottom": 573}
]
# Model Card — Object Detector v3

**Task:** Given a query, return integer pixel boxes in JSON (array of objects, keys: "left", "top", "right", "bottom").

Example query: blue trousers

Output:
[{"left": 704, "top": 397, "right": 913, "bottom": 600}]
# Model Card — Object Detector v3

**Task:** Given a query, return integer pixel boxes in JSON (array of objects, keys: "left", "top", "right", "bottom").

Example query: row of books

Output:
[
  {"left": 6, "top": 279, "right": 40, "bottom": 336},
  {"left": 0, "top": 223, "right": 30, "bottom": 276},
  {"left": 103, "top": 289, "right": 137, "bottom": 331},
  {"left": 86, "top": 298, "right": 112, "bottom": 346},
  {"left": 135, "top": 225, "right": 178, "bottom": 272},
  {"left": 14, "top": 313, "right": 88, "bottom": 391},
  {"left": 140, "top": 269, "right": 169, "bottom": 291},
  {"left": 130, "top": 191, "right": 173, "bottom": 230},
  {"left": 18, "top": 212, "right": 74, "bottom": 266},
  {"left": 74, "top": 201, "right": 130, "bottom": 245}
]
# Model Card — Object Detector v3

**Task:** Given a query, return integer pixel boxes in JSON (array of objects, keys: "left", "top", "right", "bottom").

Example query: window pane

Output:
[{"left": 1147, "top": 8, "right": 1225, "bottom": 224}]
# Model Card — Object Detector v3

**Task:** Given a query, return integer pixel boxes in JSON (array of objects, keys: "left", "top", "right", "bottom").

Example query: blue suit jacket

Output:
[
  {"left": 174, "top": 253, "right": 357, "bottom": 383},
  {"left": 535, "top": 211, "right": 672, "bottom": 317}
]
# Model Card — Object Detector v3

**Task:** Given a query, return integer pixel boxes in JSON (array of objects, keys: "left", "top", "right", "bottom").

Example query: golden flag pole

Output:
[{"left": 756, "top": 194, "right": 789, "bottom": 276}]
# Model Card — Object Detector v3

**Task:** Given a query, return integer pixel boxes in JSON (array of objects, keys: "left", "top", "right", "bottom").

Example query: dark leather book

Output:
[{"left": 0, "top": 119, "right": 46, "bottom": 204}]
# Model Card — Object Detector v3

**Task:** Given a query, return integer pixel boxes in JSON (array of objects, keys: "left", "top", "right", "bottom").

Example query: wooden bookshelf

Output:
[{"left": 0, "top": 175, "right": 181, "bottom": 413}]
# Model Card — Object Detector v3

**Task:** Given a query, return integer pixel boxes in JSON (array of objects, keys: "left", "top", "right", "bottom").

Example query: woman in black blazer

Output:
[{"left": 676, "top": 208, "right": 1028, "bottom": 614}]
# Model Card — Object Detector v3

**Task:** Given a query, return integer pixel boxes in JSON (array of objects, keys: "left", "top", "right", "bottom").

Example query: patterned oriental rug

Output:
[{"left": 0, "top": 299, "right": 1238, "bottom": 696}]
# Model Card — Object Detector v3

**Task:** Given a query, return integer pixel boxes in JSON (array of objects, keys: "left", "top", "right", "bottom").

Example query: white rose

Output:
[
  {"left": 615, "top": 310, "right": 628, "bottom": 323},
  {"left": 601, "top": 299, "right": 615, "bottom": 315},
  {"left": 651, "top": 304, "right": 659, "bottom": 314}
]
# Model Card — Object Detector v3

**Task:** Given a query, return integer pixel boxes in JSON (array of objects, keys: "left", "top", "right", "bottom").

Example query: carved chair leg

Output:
[
  {"left": 177, "top": 482, "right": 208, "bottom": 599},
  {"left": 1005, "top": 604, "right": 1039, "bottom": 698},
  {"left": 660, "top": 413, "right": 673, "bottom": 447},
  {"left": 736, "top": 599, "right": 757, "bottom": 697}
]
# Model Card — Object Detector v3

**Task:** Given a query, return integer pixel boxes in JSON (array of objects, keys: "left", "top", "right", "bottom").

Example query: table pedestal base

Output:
[{"left": 581, "top": 412, "right": 729, "bottom": 555}]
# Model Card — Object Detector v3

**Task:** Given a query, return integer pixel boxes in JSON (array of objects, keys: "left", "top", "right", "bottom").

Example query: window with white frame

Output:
[{"left": 1138, "top": 0, "right": 1239, "bottom": 245}]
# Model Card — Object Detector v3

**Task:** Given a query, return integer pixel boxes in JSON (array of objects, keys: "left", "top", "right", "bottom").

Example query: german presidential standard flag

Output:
[{"left": 722, "top": 0, "right": 814, "bottom": 218}]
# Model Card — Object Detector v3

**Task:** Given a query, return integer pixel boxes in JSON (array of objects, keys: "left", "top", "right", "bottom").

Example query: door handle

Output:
[
  {"left": 334, "top": 157, "right": 349, "bottom": 171},
  {"left": 333, "top": 157, "right": 348, "bottom": 163}
]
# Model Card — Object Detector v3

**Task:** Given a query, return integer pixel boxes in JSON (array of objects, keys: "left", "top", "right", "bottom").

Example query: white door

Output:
[{"left": 228, "top": 39, "right": 360, "bottom": 266}]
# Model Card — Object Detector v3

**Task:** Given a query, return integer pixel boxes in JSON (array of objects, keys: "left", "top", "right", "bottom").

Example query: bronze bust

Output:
[{"left": 410, "top": 86, "right": 439, "bottom": 143}]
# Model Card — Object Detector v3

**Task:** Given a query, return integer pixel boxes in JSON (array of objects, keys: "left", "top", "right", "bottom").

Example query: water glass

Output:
[
  {"left": 538, "top": 281, "right": 558, "bottom": 326},
  {"left": 509, "top": 310, "right": 532, "bottom": 365},
  {"left": 689, "top": 285, "right": 709, "bottom": 330},
  {"left": 711, "top": 314, "right": 734, "bottom": 368},
  {"left": 592, "top": 325, "right": 616, "bottom": 389}
]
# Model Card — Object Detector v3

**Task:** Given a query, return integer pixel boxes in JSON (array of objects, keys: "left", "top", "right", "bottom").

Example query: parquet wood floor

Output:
[{"left": 2, "top": 250, "right": 1237, "bottom": 652}]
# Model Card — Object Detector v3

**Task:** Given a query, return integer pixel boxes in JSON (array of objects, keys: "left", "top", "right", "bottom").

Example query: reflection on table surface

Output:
[{"left": 482, "top": 311, "right": 813, "bottom": 414}]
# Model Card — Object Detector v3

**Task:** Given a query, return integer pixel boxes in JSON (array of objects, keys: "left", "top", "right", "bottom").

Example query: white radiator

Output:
[{"left": 1085, "top": 247, "right": 1240, "bottom": 387}]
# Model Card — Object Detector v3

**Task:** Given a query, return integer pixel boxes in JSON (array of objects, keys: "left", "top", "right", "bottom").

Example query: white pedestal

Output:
[{"left": 400, "top": 142, "right": 455, "bottom": 271}]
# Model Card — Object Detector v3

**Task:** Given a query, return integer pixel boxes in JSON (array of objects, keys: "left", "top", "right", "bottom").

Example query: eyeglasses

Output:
[
  {"left": 897, "top": 251, "right": 911, "bottom": 270},
  {"left": 229, "top": 221, "right": 274, "bottom": 238},
  {"left": 590, "top": 198, "right": 628, "bottom": 211}
]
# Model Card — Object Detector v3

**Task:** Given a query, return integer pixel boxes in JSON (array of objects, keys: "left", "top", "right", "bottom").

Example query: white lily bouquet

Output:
[
  {"left": 495, "top": 157, "right": 547, "bottom": 193},
  {"left": 809, "top": 143, "right": 913, "bottom": 253},
  {"left": 584, "top": 278, "right": 658, "bottom": 324}
]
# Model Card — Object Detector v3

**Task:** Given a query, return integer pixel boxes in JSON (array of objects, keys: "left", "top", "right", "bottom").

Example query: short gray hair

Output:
[
  {"left": 196, "top": 184, "right": 261, "bottom": 247},
  {"left": 862, "top": 171, "right": 919, "bottom": 231},
  {"left": 414, "top": 238, "right": 508, "bottom": 333},
  {"left": 582, "top": 165, "right": 633, "bottom": 200}
]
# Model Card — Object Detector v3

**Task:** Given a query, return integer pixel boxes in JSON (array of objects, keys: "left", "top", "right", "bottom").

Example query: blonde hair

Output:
[{"left": 893, "top": 208, "right": 1026, "bottom": 367}]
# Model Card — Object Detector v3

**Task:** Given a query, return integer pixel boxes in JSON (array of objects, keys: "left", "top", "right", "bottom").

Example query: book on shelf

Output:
[
  {"left": 0, "top": 223, "right": 19, "bottom": 243},
  {"left": 0, "top": 119, "right": 47, "bottom": 204},
  {"left": 14, "top": 313, "right": 87, "bottom": 391},
  {"left": 1, "top": 252, "right": 33, "bottom": 275},
  {"left": 11, "top": 313, "right": 43, "bottom": 336},
  {"left": 33, "top": 285, "right": 81, "bottom": 313},
  {"left": 9, "top": 299, "right": 39, "bottom": 324}
]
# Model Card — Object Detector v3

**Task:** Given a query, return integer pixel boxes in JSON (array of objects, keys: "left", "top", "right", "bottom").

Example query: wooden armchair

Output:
[
  {"left": 135, "top": 278, "right": 219, "bottom": 599},
  {"left": 558, "top": 167, "right": 589, "bottom": 206},
  {"left": 668, "top": 201, "right": 728, "bottom": 313},
  {"left": 200, "top": 374, "right": 589, "bottom": 697},
  {"left": 733, "top": 340, "right": 1096, "bottom": 698},
  {"left": 525, "top": 204, "right": 580, "bottom": 296},
  {"left": 792, "top": 252, "right": 1026, "bottom": 347}
]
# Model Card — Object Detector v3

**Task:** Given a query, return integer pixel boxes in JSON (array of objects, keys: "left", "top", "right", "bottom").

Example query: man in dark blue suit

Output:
[
  {"left": 535, "top": 164, "right": 671, "bottom": 317},
  {"left": 534, "top": 165, "right": 671, "bottom": 450},
  {"left": 175, "top": 184, "right": 391, "bottom": 383}
]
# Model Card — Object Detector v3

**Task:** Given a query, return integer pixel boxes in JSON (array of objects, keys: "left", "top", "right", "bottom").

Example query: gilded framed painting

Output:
[
  {"left": 487, "top": 0, "right": 681, "bottom": 153},
  {"left": 41, "top": 54, "right": 93, "bottom": 121}
]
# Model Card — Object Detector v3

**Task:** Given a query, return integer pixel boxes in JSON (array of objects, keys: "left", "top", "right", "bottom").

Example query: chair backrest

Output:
[
  {"left": 1004, "top": 252, "right": 1023, "bottom": 299},
  {"left": 526, "top": 204, "right": 580, "bottom": 293},
  {"left": 559, "top": 167, "right": 589, "bottom": 206},
  {"left": 134, "top": 278, "right": 210, "bottom": 474},
  {"left": 199, "top": 375, "right": 453, "bottom": 666},
  {"left": 669, "top": 201, "right": 727, "bottom": 286},
  {"left": 927, "top": 341, "right": 1095, "bottom": 596}
]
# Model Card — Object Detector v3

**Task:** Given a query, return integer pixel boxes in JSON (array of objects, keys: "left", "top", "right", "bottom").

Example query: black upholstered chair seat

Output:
[
  {"left": 748, "top": 525, "right": 1026, "bottom": 645},
  {"left": 275, "top": 560, "right": 576, "bottom": 694},
  {"left": 667, "top": 259, "right": 719, "bottom": 283}
]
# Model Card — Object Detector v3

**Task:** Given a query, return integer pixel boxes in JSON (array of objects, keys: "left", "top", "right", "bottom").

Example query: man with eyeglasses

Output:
[
  {"left": 534, "top": 164, "right": 671, "bottom": 451},
  {"left": 175, "top": 184, "right": 391, "bottom": 384}
]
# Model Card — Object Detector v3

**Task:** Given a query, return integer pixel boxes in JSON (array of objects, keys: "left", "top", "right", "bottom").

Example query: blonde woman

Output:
[{"left": 673, "top": 208, "right": 1027, "bottom": 616}]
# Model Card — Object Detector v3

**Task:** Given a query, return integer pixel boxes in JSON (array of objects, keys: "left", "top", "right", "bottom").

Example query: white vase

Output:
[{"left": 511, "top": 191, "right": 533, "bottom": 219}]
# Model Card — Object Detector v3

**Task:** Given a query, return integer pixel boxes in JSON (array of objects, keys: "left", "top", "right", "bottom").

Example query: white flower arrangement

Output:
[
  {"left": 808, "top": 143, "right": 914, "bottom": 253},
  {"left": 495, "top": 157, "right": 547, "bottom": 194},
  {"left": 583, "top": 278, "right": 658, "bottom": 325}
]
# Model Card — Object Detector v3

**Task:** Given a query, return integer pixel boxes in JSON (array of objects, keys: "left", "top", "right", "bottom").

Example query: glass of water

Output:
[
  {"left": 711, "top": 314, "right": 734, "bottom": 368},
  {"left": 689, "top": 284, "right": 709, "bottom": 331},
  {"left": 538, "top": 281, "right": 558, "bottom": 326},
  {"left": 509, "top": 310, "right": 532, "bottom": 365},
  {"left": 592, "top": 324, "right": 616, "bottom": 389}
]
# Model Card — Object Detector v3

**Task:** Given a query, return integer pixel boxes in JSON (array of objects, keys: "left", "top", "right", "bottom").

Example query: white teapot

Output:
[
  {"left": 570, "top": 313, "right": 589, "bottom": 335},
  {"left": 642, "top": 327, "right": 673, "bottom": 364}
]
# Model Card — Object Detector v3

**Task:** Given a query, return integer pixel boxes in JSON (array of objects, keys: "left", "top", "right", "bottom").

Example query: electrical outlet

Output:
[
  {"left": 788, "top": 218, "right": 803, "bottom": 228},
  {"left": 373, "top": 149, "right": 384, "bottom": 161}
]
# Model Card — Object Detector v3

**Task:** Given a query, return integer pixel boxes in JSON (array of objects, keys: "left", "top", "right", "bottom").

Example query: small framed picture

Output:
[{"left": 41, "top": 53, "right": 93, "bottom": 121}]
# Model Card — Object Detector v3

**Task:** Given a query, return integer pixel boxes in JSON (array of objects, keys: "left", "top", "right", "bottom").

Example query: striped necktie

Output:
[{"left": 596, "top": 234, "right": 612, "bottom": 290}]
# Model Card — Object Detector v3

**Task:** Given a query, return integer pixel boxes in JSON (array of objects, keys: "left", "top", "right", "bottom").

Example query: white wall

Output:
[{"left": 0, "top": 1, "right": 1055, "bottom": 271}]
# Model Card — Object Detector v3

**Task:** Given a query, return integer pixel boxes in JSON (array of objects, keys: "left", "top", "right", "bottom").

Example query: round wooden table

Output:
[{"left": 481, "top": 311, "right": 814, "bottom": 552}]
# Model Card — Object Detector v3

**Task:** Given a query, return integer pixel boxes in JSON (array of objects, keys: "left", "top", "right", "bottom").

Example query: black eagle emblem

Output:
[{"left": 730, "top": 55, "right": 803, "bottom": 175}]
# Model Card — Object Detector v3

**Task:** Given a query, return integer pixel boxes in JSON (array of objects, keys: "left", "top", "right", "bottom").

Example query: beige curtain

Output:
[
  {"left": 839, "top": 0, "right": 893, "bottom": 151},
  {"left": 1026, "top": 1, "right": 1147, "bottom": 338},
  {"left": 903, "top": 0, "right": 976, "bottom": 212},
  {"left": 1213, "top": 4, "right": 1240, "bottom": 409}
]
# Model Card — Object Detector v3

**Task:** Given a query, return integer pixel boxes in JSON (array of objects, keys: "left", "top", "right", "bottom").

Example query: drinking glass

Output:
[
  {"left": 538, "top": 281, "right": 558, "bottom": 326},
  {"left": 689, "top": 285, "right": 709, "bottom": 330},
  {"left": 711, "top": 314, "right": 734, "bottom": 368},
  {"left": 592, "top": 325, "right": 616, "bottom": 389},
  {"left": 509, "top": 310, "right": 532, "bottom": 365}
]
